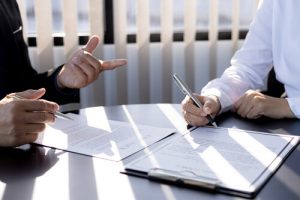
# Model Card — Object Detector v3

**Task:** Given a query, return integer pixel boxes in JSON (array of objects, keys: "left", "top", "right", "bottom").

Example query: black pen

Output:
[{"left": 173, "top": 73, "right": 218, "bottom": 128}]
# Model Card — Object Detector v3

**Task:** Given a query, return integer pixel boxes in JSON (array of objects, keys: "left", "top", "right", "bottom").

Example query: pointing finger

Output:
[{"left": 101, "top": 59, "right": 127, "bottom": 71}]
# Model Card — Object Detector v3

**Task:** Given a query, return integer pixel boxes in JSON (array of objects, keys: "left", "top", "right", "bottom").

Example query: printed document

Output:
[
  {"left": 35, "top": 113, "right": 175, "bottom": 161},
  {"left": 125, "top": 127, "right": 299, "bottom": 196}
]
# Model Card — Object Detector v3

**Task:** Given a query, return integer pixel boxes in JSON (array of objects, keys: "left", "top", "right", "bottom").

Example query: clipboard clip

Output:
[{"left": 148, "top": 168, "right": 219, "bottom": 190}]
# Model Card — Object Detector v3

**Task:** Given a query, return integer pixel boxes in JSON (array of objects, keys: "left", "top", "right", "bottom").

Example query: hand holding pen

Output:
[
  {"left": 0, "top": 88, "right": 66, "bottom": 147},
  {"left": 8, "top": 94, "right": 73, "bottom": 120},
  {"left": 173, "top": 74, "right": 219, "bottom": 128}
]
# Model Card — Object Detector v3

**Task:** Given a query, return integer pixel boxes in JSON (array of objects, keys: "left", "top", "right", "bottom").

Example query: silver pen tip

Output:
[{"left": 212, "top": 122, "right": 218, "bottom": 128}]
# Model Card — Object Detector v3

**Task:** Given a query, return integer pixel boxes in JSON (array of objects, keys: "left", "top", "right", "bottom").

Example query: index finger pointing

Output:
[{"left": 101, "top": 59, "right": 127, "bottom": 71}]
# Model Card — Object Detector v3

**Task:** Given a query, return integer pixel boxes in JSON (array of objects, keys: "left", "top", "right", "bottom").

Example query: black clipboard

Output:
[{"left": 122, "top": 127, "right": 299, "bottom": 198}]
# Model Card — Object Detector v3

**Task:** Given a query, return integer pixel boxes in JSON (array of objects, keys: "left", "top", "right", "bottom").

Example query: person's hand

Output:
[
  {"left": 233, "top": 90, "right": 295, "bottom": 119},
  {"left": 57, "top": 35, "right": 127, "bottom": 89},
  {"left": 0, "top": 88, "right": 59, "bottom": 147},
  {"left": 181, "top": 94, "right": 221, "bottom": 126}
]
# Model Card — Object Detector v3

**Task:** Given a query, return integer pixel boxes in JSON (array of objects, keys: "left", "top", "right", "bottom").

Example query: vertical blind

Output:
[
  {"left": 79, "top": 0, "right": 106, "bottom": 107},
  {"left": 161, "top": 0, "right": 173, "bottom": 103},
  {"left": 16, "top": 0, "right": 260, "bottom": 108}
]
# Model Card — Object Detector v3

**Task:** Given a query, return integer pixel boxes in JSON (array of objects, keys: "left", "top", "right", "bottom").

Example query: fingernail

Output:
[{"left": 30, "top": 88, "right": 43, "bottom": 93}]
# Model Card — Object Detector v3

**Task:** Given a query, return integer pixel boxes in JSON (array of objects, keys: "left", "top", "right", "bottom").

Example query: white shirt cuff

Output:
[{"left": 286, "top": 98, "right": 300, "bottom": 118}]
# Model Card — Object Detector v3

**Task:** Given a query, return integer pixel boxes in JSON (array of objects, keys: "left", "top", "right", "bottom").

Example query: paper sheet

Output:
[
  {"left": 125, "top": 127, "right": 296, "bottom": 190},
  {"left": 35, "top": 113, "right": 175, "bottom": 161}
]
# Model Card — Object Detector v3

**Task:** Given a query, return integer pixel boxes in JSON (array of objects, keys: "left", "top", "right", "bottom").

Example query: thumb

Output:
[
  {"left": 203, "top": 99, "right": 215, "bottom": 115},
  {"left": 82, "top": 35, "right": 100, "bottom": 53},
  {"left": 16, "top": 88, "right": 46, "bottom": 100}
]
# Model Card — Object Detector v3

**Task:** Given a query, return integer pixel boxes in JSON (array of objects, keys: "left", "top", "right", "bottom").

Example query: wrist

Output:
[
  {"left": 281, "top": 98, "right": 296, "bottom": 118},
  {"left": 51, "top": 65, "right": 75, "bottom": 94},
  {"left": 265, "top": 97, "right": 295, "bottom": 119},
  {"left": 56, "top": 73, "right": 65, "bottom": 89},
  {"left": 55, "top": 66, "right": 66, "bottom": 89}
]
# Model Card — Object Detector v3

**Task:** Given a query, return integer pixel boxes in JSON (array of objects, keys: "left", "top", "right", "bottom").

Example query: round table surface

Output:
[{"left": 0, "top": 103, "right": 300, "bottom": 200}]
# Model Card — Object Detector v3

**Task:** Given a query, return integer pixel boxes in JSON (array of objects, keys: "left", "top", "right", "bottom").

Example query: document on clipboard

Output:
[{"left": 123, "top": 126, "right": 299, "bottom": 198}]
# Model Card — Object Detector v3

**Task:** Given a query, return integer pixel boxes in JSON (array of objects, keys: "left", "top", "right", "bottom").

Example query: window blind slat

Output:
[
  {"left": 80, "top": 0, "right": 105, "bottom": 107},
  {"left": 184, "top": 0, "right": 197, "bottom": 91},
  {"left": 232, "top": 0, "right": 240, "bottom": 54},
  {"left": 161, "top": 0, "right": 173, "bottom": 102},
  {"left": 63, "top": 0, "right": 78, "bottom": 60},
  {"left": 34, "top": 0, "right": 54, "bottom": 72},
  {"left": 209, "top": 0, "right": 218, "bottom": 79},
  {"left": 113, "top": 0, "right": 128, "bottom": 104},
  {"left": 89, "top": 0, "right": 105, "bottom": 105},
  {"left": 89, "top": 0, "right": 104, "bottom": 40},
  {"left": 137, "top": 0, "right": 150, "bottom": 103}
]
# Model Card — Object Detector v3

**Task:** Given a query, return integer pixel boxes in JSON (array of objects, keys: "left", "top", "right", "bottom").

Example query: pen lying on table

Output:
[{"left": 7, "top": 94, "right": 74, "bottom": 121}]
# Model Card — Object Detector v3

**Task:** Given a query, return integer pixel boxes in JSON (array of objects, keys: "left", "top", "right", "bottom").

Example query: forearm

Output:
[
  {"left": 264, "top": 97, "right": 295, "bottom": 119},
  {"left": 233, "top": 90, "right": 296, "bottom": 119}
]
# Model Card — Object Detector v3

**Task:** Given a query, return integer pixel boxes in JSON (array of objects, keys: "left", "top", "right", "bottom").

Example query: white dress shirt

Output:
[{"left": 201, "top": 0, "right": 300, "bottom": 118}]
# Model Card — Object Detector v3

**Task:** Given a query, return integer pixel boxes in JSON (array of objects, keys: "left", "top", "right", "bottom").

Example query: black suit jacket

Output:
[{"left": 0, "top": 0, "right": 79, "bottom": 105}]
